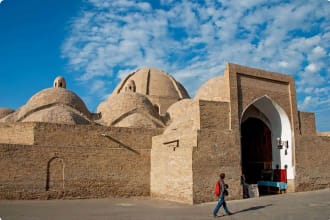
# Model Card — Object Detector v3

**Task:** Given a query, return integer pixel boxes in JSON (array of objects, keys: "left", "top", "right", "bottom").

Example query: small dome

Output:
[
  {"left": 97, "top": 92, "right": 164, "bottom": 128},
  {"left": 54, "top": 76, "right": 66, "bottom": 88},
  {"left": 164, "top": 99, "right": 200, "bottom": 134},
  {"left": 22, "top": 106, "right": 90, "bottom": 125},
  {"left": 112, "top": 67, "right": 190, "bottom": 115},
  {"left": 195, "top": 75, "right": 229, "bottom": 102},
  {"left": 0, "top": 108, "right": 15, "bottom": 119},
  {"left": 3, "top": 87, "right": 92, "bottom": 124}
]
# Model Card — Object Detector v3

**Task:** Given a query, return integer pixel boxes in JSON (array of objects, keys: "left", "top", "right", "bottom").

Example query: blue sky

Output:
[{"left": 0, "top": 0, "right": 329, "bottom": 132}]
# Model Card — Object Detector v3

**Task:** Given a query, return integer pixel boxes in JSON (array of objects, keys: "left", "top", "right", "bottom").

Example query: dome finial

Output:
[{"left": 54, "top": 76, "right": 66, "bottom": 89}]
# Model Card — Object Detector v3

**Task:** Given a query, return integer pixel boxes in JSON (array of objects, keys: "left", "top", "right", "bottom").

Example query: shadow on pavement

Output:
[{"left": 233, "top": 204, "right": 272, "bottom": 214}]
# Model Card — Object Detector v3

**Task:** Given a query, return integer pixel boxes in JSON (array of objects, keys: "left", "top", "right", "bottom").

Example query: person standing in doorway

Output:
[
  {"left": 213, "top": 173, "right": 232, "bottom": 217},
  {"left": 241, "top": 173, "right": 249, "bottom": 199}
]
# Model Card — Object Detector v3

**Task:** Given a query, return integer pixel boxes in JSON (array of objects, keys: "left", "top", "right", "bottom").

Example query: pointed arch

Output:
[{"left": 240, "top": 96, "right": 294, "bottom": 180}]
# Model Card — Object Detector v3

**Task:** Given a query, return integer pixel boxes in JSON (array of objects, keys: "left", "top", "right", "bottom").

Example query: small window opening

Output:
[{"left": 154, "top": 104, "right": 160, "bottom": 114}]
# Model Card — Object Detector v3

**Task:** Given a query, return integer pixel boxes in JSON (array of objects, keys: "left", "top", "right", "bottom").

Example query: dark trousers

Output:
[{"left": 213, "top": 195, "right": 230, "bottom": 216}]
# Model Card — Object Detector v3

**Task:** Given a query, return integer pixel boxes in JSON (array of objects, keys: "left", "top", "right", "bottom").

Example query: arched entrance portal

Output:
[
  {"left": 241, "top": 118, "right": 272, "bottom": 184},
  {"left": 240, "top": 96, "right": 295, "bottom": 193}
]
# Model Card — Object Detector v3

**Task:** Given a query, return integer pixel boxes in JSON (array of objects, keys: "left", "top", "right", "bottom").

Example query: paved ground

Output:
[{"left": 0, "top": 189, "right": 329, "bottom": 220}]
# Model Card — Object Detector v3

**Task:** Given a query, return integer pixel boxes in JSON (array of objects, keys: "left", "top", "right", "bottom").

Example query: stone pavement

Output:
[{"left": 0, "top": 189, "right": 329, "bottom": 220}]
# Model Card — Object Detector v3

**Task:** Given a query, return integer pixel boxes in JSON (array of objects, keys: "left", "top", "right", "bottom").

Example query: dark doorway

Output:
[{"left": 241, "top": 118, "right": 272, "bottom": 184}]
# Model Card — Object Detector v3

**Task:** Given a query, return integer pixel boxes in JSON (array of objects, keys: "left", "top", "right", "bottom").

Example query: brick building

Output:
[{"left": 0, "top": 63, "right": 329, "bottom": 204}]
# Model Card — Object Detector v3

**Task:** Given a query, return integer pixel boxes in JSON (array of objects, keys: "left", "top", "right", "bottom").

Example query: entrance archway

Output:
[
  {"left": 240, "top": 96, "right": 294, "bottom": 189},
  {"left": 241, "top": 118, "right": 272, "bottom": 184}
]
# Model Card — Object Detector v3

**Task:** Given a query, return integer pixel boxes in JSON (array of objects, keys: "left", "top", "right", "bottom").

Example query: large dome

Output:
[
  {"left": 97, "top": 92, "right": 164, "bottom": 128},
  {"left": 112, "top": 67, "right": 190, "bottom": 115}
]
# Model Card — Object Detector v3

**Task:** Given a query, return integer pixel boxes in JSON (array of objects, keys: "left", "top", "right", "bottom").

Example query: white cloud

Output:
[
  {"left": 315, "top": 87, "right": 330, "bottom": 94},
  {"left": 90, "top": 80, "right": 105, "bottom": 93},
  {"left": 304, "top": 87, "right": 314, "bottom": 94},
  {"left": 0, "top": 0, "right": 4, "bottom": 4},
  {"left": 300, "top": 96, "right": 312, "bottom": 109},
  {"left": 62, "top": 0, "right": 330, "bottom": 131},
  {"left": 305, "top": 63, "right": 318, "bottom": 73},
  {"left": 278, "top": 61, "right": 289, "bottom": 68},
  {"left": 312, "top": 46, "right": 326, "bottom": 57}
]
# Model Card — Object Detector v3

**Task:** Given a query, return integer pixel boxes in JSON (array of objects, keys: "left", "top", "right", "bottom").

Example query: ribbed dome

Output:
[
  {"left": 195, "top": 75, "right": 229, "bottom": 102},
  {"left": 112, "top": 67, "right": 190, "bottom": 115},
  {"left": 0, "top": 108, "right": 14, "bottom": 119},
  {"left": 97, "top": 92, "right": 164, "bottom": 128}
]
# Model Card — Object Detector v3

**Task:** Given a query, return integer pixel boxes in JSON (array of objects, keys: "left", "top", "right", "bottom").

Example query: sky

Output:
[{"left": 0, "top": 0, "right": 329, "bottom": 132}]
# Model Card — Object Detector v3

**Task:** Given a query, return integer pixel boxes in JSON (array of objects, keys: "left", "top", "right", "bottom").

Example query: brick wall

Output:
[
  {"left": 0, "top": 123, "right": 163, "bottom": 199},
  {"left": 33, "top": 123, "right": 162, "bottom": 148},
  {"left": 151, "top": 132, "right": 196, "bottom": 204},
  {"left": 295, "top": 135, "right": 330, "bottom": 191},
  {"left": 151, "top": 100, "right": 243, "bottom": 204},
  {"left": 192, "top": 100, "right": 241, "bottom": 203},
  {"left": 227, "top": 64, "right": 300, "bottom": 134},
  {"left": 0, "top": 123, "right": 35, "bottom": 145},
  {"left": 236, "top": 73, "right": 292, "bottom": 121},
  {"left": 193, "top": 129, "right": 242, "bottom": 204},
  {"left": 199, "top": 100, "right": 229, "bottom": 130},
  {"left": 298, "top": 111, "right": 316, "bottom": 135}
]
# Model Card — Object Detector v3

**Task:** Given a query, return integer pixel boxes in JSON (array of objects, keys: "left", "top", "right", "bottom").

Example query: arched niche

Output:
[
  {"left": 125, "top": 80, "right": 136, "bottom": 92},
  {"left": 46, "top": 157, "right": 65, "bottom": 191}
]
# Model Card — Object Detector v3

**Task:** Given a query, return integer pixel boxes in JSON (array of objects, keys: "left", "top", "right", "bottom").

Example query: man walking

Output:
[{"left": 213, "top": 173, "right": 232, "bottom": 217}]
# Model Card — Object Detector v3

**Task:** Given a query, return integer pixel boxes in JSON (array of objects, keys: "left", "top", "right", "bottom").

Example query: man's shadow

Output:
[{"left": 233, "top": 204, "right": 272, "bottom": 214}]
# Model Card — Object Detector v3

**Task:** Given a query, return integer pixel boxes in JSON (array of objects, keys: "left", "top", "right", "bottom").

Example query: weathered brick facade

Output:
[
  {"left": 0, "top": 64, "right": 329, "bottom": 204},
  {"left": 0, "top": 123, "right": 162, "bottom": 199},
  {"left": 150, "top": 64, "right": 329, "bottom": 204}
]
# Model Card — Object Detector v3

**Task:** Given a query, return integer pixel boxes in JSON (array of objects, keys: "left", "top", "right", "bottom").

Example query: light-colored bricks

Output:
[{"left": 0, "top": 64, "right": 329, "bottom": 204}]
